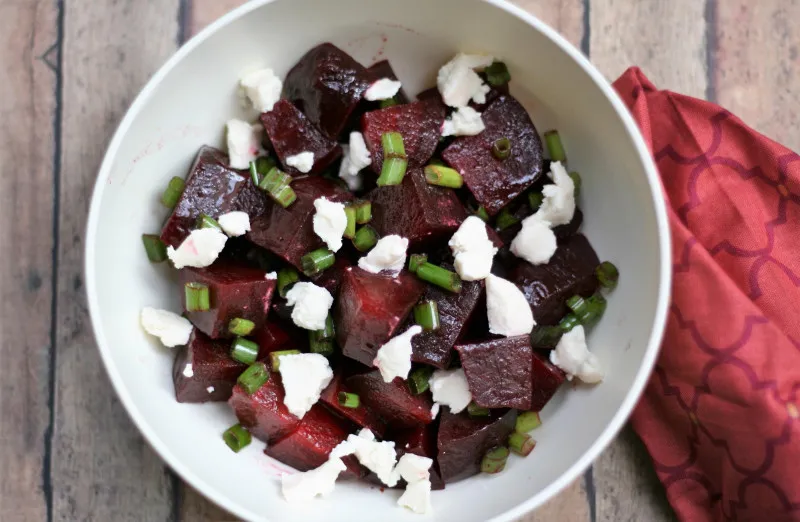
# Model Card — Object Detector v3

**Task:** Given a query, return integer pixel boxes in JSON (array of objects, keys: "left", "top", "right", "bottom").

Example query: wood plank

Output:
[
  {"left": 184, "top": 0, "right": 249, "bottom": 38},
  {"left": 0, "top": 1, "right": 58, "bottom": 520},
  {"left": 714, "top": 0, "right": 800, "bottom": 150},
  {"left": 510, "top": 0, "right": 585, "bottom": 49},
  {"left": 521, "top": 480, "right": 591, "bottom": 522},
  {"left": 51, "top": 2, "right": 182, "bottom": 520}
]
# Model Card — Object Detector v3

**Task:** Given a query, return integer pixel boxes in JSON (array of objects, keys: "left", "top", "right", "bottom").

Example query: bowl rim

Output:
[{"left": 84, "top": 0, "right": 672, "bottom": 519}]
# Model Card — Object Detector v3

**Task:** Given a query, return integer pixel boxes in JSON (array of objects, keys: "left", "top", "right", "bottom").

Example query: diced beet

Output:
[
  {"left": 367, "top": 169, "right": 467, "bottom": 247},
  {"left": 436, "top": 408, "right": 517, "bottom": 483},
  {"left": 282, "top": 43, "right": 371, "bottom": 139},
  {"left": 392, "top": 425, "right": 445, "bottom": 490},
  {"left": 233, "top": 174, "right": 271, "bottom": 219},
  {"left": 179, "top": 261, "right": 276, "bottom": 339},
  {"left": 246, "top": 177, "right": 353, "bottom": 269},
  {"left": 218, "top": 237, "right": 277, "bottom": 271},
  {"left": 530, "top": 351, "right": 567, "bottom": 411},
  {"left": 334, "top": 267, "right": 425, "bottom": 366},
  {"left": 456, "top": 336, "right": 533, "bottom": 410},
  {"left": 172, "top": 329, "right": 246, "bottom": 403},
  {"left": 416, "top": 86, "right": 442, "bottom": 103},
  {"left": 253, "top": 318, "right": 294, "bottom": 356},
  {"left": 345, "top": 61, "right": 412, "bottom": 135},
  {"left": 442, "top": 95, "right": 544, "bottom": 215},
  {"left": 228, "top": 375, "right": 299, "bottom": 443},
  {"left": 261, "top": 99, "right": 342, "bottom": 176},
  {"left": 366, "top": 60, "right": 410, "bottom": 104},
  {"left": 347, "top": 371, "right": 434, "bottom": 428},
  {"left": 264, "top": 404, "right": 363, "bottom": 479},
  {"left": 310, "top": 257, "right": 352, "bottom": 296},
  {"left": 159, "top": 146, "right": 249, "bottom": 247},
  {"left": 510, "top": 233, "right": 600, "bottom": 325},
  {"left": 320, "top": 372, "right": 387, "bottom": 437},
  {"left": 362, "top": 98, "right": 446, "bottom": 174}
]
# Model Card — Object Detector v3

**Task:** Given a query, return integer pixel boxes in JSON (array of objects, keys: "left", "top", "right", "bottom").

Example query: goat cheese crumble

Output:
[
  {"left": 437, "top": 53, "right": 494, "bottom": 108},
  {"left": 167, "top": 228, "right": 227, "bottom": 269},
  {"left": 442, "top": 106, "right": 485, "bottom": 137},
  {"left": 140, "top": 307, "right": 193, "bottom": 347},
  {"left": 226, "top": 119, "right": 263, "bottom": 169},
  {"left": 364, "top": 78, "right": 403, "bottom": 101},
  {"left": 429, "top": 368, "right": 472, "bottom": 414},
  {"left": 285, "top": 282, "right": 334, "bottom": 330},
  {"left": 313, "top": 197, "right": 348, "bottom": 252},
  {"left": 550, "top": 325, "right": 604, "bottom": 383},
  {"left": 278, "top": 353, "right": 334, "bottom": 419},
  {"left": 449, "top": 216, "right": 498, "bottom": 281},
  {"left": 239, "top": 68, "right": 282, "bottom": 113},
  {"left": 217, "top": 211, "right": 251, "bottom": 237},
  {"left": 373, "top": 325, "right": 423, "bottom": 383},
  {"left": 285, "top": 151, "right": 315, "bottom": 173},
  {"left": 358, "top": 235, "right": 409, "bottom": 275},
  {"left": 485, "top": 274, "right": 535, "bottom": 336}
]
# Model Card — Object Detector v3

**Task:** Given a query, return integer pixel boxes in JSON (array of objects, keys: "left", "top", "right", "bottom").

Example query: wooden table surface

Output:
[{"left": 2, "top": 0, "right": 797, "bottom": 520}]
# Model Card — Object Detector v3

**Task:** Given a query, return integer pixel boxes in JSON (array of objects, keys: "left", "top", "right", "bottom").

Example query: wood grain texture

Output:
[
  {"left": 0, "top": 1, "right": 58, "bottom": 520},
  {"left": 714, "top": 0, "right": 800, "bottom": 151},
  {"left": 185, "top": 0, "right": 249, "bottom": 37},
  {"left": 510, "top": 0, "right": 585, "bottom": 48},
  {"left": 50, "top": 2, "right": 181, "bottom": 520}
]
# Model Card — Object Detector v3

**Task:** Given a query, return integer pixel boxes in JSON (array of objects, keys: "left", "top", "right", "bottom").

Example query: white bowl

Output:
[{"left": 85, "top": 0, "right": 670, "bottom": 520}]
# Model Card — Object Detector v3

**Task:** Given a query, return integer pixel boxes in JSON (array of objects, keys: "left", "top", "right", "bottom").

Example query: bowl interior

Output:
[{"left": 86, "top": 0, "right": 668, "bottom": 520}]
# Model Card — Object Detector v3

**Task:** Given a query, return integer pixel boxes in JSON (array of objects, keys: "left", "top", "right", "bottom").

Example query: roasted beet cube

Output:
[
  {"left": 283, "top": 43, "right": 371, "bottom": 139},
  {"left": 310, "top": 257, "right": 352, "bottom": 296},
  {"left": 233, "top": 175, "right": 271, "bottom": 219},
  {"left": 334, "top": 267, "right": 425, "bottom": 366},
  {"left": 172, "top": 329, "right": 246, "bottom": 403},
  {"left": 320, "top": 372, "right": 387, "bottom": 437},
  {"left": 347, "top": 371, "right": 434, "bottom": 429},
  {"left": 246, "top": 177, "right": 353, "bottom": 269},
  {"left": 437, "top": 408, "right": 517, "bottom": 483},
  {"left": 510, "top": 233, "right": 600, "bottom": 325},
  {"left": 392, "top": 425, "right": 445, "bottom": 490},
  {"left": 442, "top": 95, "right": 544, "bottom": 215},
  {"left": 252, "top": 318, "right": 295, "bottom": 356},
  {"left": 456, "top": 336, "right": 533, "bottom": 410},
  {"left": 179, "top": 261, "right": 276, "bottom": 339},
  {"left": 362, "top": 98, "right": 446, "bottom": 174},
  {"left": 228, "top": 375, "right": 299, "bottom": 443},
  {"left": 530, "top": 351, "right": 566, "bottom": 411},
  {"left": 261, "top": 100, "right": 342, "bottom": 176},
  {"left": 159, "top": 146, "right": 249, "bottom": 247},
  {"left": 218, "top": 237, "right": 278, "bottom": 271},
  {"left": 368, "top": 169, "right": 467, "bottom": 247}
]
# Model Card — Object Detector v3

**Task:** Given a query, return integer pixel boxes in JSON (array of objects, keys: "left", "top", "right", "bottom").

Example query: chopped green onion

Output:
[
  {"left": 495, "top": 208, "right": 520, "bottom": 231},
  {"left": 237, "top": 362, "right": 270, "bottom": 395},
  {"left": 256, "top": 156, "right": 276, "bottom": 175},
  {"left": 467, "top": 402, "right": 490, "bottom": 416},
  {"left": 249, "top": 160, "right": 261, "bottom": 186},
  {"left": 277, "top": 267, "right": 299, "bottom": 298},
  {"left": 544, "top": 130, "right": 566, "bottom": 162},
  {"left": 569, "top": 171, "right": 582, "bottom": 198},
  {"left": 269, "top": 183, "right": 297, "bottom": 208},
  {"left": 530, "top": 325, "right": 563, "bottom": 349},
  {"left": 559, "top": 313, "right": 580, "bottom": 332},
  {"left": 583, "top": 293, "right": 607, "bottom": 327},
  {"left": 270, "top": 349, "right": 301, "bottom": 371},
  {"left": 338, "top": 392, "right": 360, "bottom": 408},
  {"left": 141, "top": 234, "right": 167, "bottom": 263},
  {"left": 382, "top": 131, "right": 406, "bottom": 156},
  {"left": 508, "top": 432, "right": 536, "bottom": 456},
  {"left": 353, "top": 200, "right": 372, "bottom": 224},
  {"left": 515, "top": 411, "right": 542, "bottom": 433},
  {"left": 596, "top": 261, "right": 619, "bottom": 290},
  {"left": 528, "top": 191, "right": 544, "bottom": 212},
  {"left": 228, "top": 318, "right": 256, "bottom": 336},
  {"left": 408, "top": 253, "right": 428, "bottom": 273},
  {"left": 416, "top": 262, "right": 462, "bottom": 293},
  {"left": 492, "top": 137, "right": 512, "bottom": 160},
  {"left": 475, "top": 206, "right": 490, "bottom": 222},
  {"left": 353, "top": 225, "right": 379, "bottom": 252},
  {"left": 485, "top": 61, "right": 511, "bottom": 86},
  {"left": 223, "top": 423, "right": 251, "bottom": 453},
  {"left": 344, "top": 206, "right": 357, "bottom": 239},
  {"left": 160, "top": 176, "right": 185, "bottom": 208},
  {"left": 424, "top": 164, "right": 463, "bottom": 188},
  {"left": 309, "top": 332, "right": 335, "bottom": 356},
  {"left": 480, "top": 446, "right": 510, "bottom": 474},
  {"left": 380, "top": 97, "right": 399, "bottom": 109},
  {"left": 567, "top": 295, "right": 590, "bottom": 319},
  {"left": 414, "top": 301, "right": 440, "bottom": 331},
  {"left": 230, "top": 337, "right": 259, "bottom": 365},
  {"left": 377, "top": 132, "right": 408, "bottom": 186},
  {"left": 301, "top": 248, "right": 335, "bottom": 276},
  {"left": 197, "top": 213, "right": 222, "bottom": 231},
  {"left": 184, "top": 282, "right": 210, "bottom": 312},
  {"left": 259, "top": 167, "right": 296, "bottom": 208},
  {"left": 407, "top": 366, "right": 434, "bottom": 395},
  {"left": 318, "top": 315, "right": 335, "bottom": 341}
]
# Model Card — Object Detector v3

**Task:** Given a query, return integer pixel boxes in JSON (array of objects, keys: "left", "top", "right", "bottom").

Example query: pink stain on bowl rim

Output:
[{"left": 116, "top": 124, "right": 207, "bottom": 186}]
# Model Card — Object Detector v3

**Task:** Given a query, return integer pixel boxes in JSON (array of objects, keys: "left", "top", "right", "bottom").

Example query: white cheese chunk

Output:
[
  {"left": 140, "top": 307, "right": 193, "bottom": 348},
  {"left": 485, "top": 274, "right": 535, "bottom": 336},
  {"left": 239, "top": 68, "right": 282, "bottom": 113},
  {"left": 335, "top": 429, "right": 399, "bottom": 487},
  {"left": 265, "top": 271, "right": 277, "bottom": 280},
  {"left": 442, "top": 106, "right": 485, "bottom": 137},
  {"left": 285, "top": 282, "right": 334, "bottom": 330},
  {"left": 348, "top": 131, "right": 372, "bottom": 174},
  {"left": 550, "top": 325, "right": 604, "bottom": 383},
  {"left": 358, "top": 235, "right": 409, "bottom": 275},
  {"left": 431, "top": 403, "right": 441, "bottom": 419},
  {"left": 166, "top": 228, "right": 227, "bottom": 269},
  {"left": 397, "top": 478, "right": 433, "bottom": 514},
  {"left": 429, "top": 368, "right": 472, "bottom": 414},
  {"left": 313, "top": 197, "right": 348, "bottom": 252},
  {"left": 281, "top": 457, "right": 347, "bottom": 503},
  {"left": 217, "top": 211, "right": 251, "bottom": 237},
  {"left": 285, "top": 151, "right": 315, "bottom": 173},
  {"left": 373, "top": 325, "right": 423, "bottom": 383},
  {"left": 226, "top": 119, "right": 263, "bottom": 169},
  {"left": 182, "top": 363, "right": 193, "bottom": 378},
  {"left": 394, "top": 453, "right": 432, "bottom": 484},
  {"left": 206, "top": 386, "right": 215, "bottom": 394},
  {"left": 533, "top": 161, "right": 575, "bottom": 227},
  {"left": 278, "top": 353, "right": 334, "bottom": 419},
  {"left": 364, "top": 78, "right": 402, "bottom": 101},
  {"left": 448, "top": 215, "right": 498, "bottom": 281},
  {"left": 510, "top": 216, "right": 557, "bottom": 265},
  {"left": 337, "top": 145, "right": 363, "bottom": 192},
  {"left": 437, "top": 53, "right": 494, "bottom": 108}
]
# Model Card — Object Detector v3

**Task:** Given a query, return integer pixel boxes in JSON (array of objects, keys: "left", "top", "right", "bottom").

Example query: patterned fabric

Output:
[{"left": 612, "top": 68, "right": 800, "bottom": 522}]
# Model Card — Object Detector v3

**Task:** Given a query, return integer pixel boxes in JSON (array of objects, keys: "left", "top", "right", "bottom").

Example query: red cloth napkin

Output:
[{"left": 612, "top": 68, "right": 800, "bottom": 521}]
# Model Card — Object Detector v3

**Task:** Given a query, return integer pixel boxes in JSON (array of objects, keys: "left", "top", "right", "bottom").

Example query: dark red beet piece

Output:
[
  {"left": 179, "top": 261, "right": 276, "bottom": 339},
  {"left": 261, "top": 99, "right": 342, "bottom": 176},
  {"left": 362, "top": 98, "right": 446, "bottom": 174},
  {"left": 282, "top": 43, "right": 371, "bottom": 139},
  {"left": 442, "top": 95, "right": 544, "bottom": 215},
  {"left": 319, "top": 372, "right": 387, "bottom": 437},
  {"left": 172, "top": 329, "right": 246, "bottom": 403},
  {"left": 252, "top": 318, "right": 295, "bottom": 356},
  {"left": 367, "top": 169, "right": 467, "bottom": 247},
  {"left": 228, "top": 375, "right": 300, "bottom": 443},
  {"left": 310, "top": 257, "right": 352, "bottom": 296},
  {"left": 246, "top": 177, "right": 353, "bottom": 269},
  {"left": 456, "top": 335, "right": 533, "bottom": 410},
  {"left": 218, "top": 237, "right": 278, "bottom": 271},
  {"left": 530, "top": 351, "right": 566, "bottom": 411},
  {"left": 510, "top": 233, "right": 600, "bottom": 325},
  {"left": 159, "top": 146, "right": 249, "bottom": 247},
  {"left": 436, "top": 408, "right": 517, "bottom": 483},
  {"left": 393, "top": 425, "right": 445, "bottom": 490},
  {"left": 334, "top": 267, "right": 425, "bottom": 366},
  {"left": 233, "top": 174, "right": 271, "bottom": 219},
  {"left": 347, "top": 371, "right": 434, "bottom": 429}
]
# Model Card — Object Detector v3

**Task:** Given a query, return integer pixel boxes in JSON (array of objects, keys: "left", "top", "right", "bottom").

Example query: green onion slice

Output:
[
  {"left": 309, "top": 333, "right": 335, "bottom": 356},
  {"left": 141, "top": 234, "right": 167, "bottom": 263},
  {"left": 485, "top": 61, "right": 511, "bottom": 86},
  {"left": 530, "top": 325, "right": 563, "bottom": 349},
  {"left": 277, "top": 267, "right": 300, "bottom": 298},
  {"left": 508, "top": 432, "right": 536, "bottom": 456},
  {"left": 270, "top": 349, "right": 301, "bottom": 372},
  {"left": 569, "top": 171, "right": 582, "bottom": 198},
  {"left": 480, "top": 446, "right": 510, "bottom": 474},
  {"left": 184, "top": 282, "right": 210, "bottom": 312},
  {"left": 353, "top": 200, "right": 372, "bottom": 224},
  {"left": 228, "top": 318, "right": 256, "bottom": 336},
  {"left": 596, "top": 261, "right": 619, "bottom": 290},
  {"left": 160, "top": 176, "right": 185, "bottom": 208},
  {"left": 528, "top": 191, "right": 544, "bottom": 212},
  {"left": 376, "top": 132, "right": 408, "bottom": 186},
  {"left": 230, "top": 337, "right": 259, "bottom": 365},
  {"left": 380, "top": 97, "right": 399, "bottom": 109},
  {"left": 338, "top": 392, "right": 360, "bottom": 408},
  {"left": 475, "top": 206, "right": 490, "bottom": 222},
  {"left": 414, "top": 301, "right": 440, "bottom": 331},
  {"left": 495, "top": 208, "right": 520, "bottom": 231},
  {"left": 344, "top": 206, "right": 357, "bottom": 239},
  {"left": 259, "top": 167, "right": 296, "bottom": 208},
  {"left": 559, "top": 313, "right": 580, "bottom": 332},
  {"left": 197, "top": 213, "right": 222, "bottom": 231},
  {"left": 515, "top": 411, "right": 542, "bottom": 433},
  {"left": 353, "top": 225, "right": 379, "bottom": 252},
  {"left": 407, "top": 366, "right": 434, "bottom": 395},
  {"left": 544, "top": 130, "right": 566, "bottom": 162},
  {"left": 301, "top": 247, "right": 336, "bottom": 276},
  {"left": 424, "top": 164, "right": 463, "bottom": 188},
  {"left": 223, "top": 423, "right": 252, "bottom": 453},
  {"left": 249, "top": 161, "right": 262, "bottom": 186},
  {"left": 408, "top": 253, "right": 428, "bottom": 273},
  {"left": 492, "top": 137, "right": 512, "bottom": 160},
  {"left": 237, "top": 362, "right": 270, "bottom": 395},
  {"left": 467, "top": 402, "right": 490, "bottom": 417},
  {"left": 416, "top": 262, "right": 462, "bottom": 293}
]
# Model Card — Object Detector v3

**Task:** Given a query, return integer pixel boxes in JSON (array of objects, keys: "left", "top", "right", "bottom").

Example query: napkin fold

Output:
[{"left": 613, "top": 68, "right": 800, "bottom": 522}]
